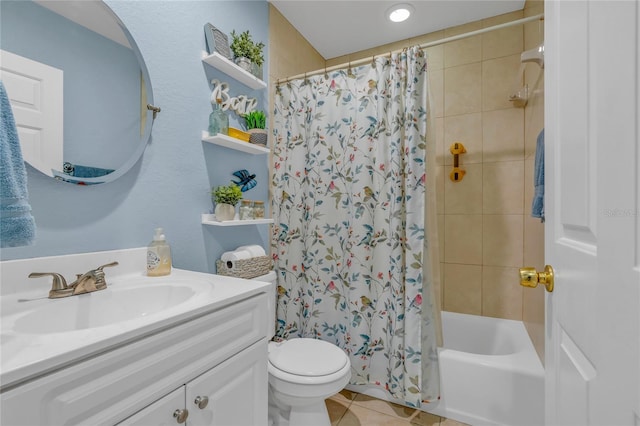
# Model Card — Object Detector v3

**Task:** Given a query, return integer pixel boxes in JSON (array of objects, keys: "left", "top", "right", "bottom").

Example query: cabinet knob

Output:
[
  {"left": 173, "top": 408, "right": 189, "bottom": 424},
  {"left": 194, "top": 395, "right": 209, "bottom": 409}
]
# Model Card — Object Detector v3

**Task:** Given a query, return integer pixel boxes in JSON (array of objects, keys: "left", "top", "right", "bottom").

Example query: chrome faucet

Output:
[{"left": 29, "top": 262, "right": 119, "bottom": 299}]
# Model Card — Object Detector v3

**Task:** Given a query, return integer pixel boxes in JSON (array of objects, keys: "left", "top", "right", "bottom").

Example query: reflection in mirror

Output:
[{"left": 0, "top": 0, "right": 154, "bottom": 185}]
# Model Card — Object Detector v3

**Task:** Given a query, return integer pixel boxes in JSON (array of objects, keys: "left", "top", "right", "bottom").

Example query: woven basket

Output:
[{"left": 216, "top": 255, "right": 272, "bottom": 279}]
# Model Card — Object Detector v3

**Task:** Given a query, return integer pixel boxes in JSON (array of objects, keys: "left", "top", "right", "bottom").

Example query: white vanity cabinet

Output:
[
  {"left": 1, "top": 294, "right": 268, "bottom": 426},
  {"left": 119, "top": 340, "right": 266, "bottom": 426}
]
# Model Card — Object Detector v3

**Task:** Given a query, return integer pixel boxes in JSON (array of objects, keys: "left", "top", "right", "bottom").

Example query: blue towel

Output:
[
  {"left": 531, "top": 129, "right": 544, "bottom": 222},
  {"left": 0, "top": 80, "right": 36, "bottom": 247}
]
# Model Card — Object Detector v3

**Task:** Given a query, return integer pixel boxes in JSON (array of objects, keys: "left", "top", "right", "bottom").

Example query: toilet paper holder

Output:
[{"left": 449, "top": 142, "right": 466, "bottom": 182}]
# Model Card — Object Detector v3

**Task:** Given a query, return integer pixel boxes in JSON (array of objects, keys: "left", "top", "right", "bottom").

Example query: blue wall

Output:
[
  {"left": 1, "top": 1, "right": 141, "bottom": 170},
  {"left": 0, "top": 0, "right": 271, "bottom": 276}
]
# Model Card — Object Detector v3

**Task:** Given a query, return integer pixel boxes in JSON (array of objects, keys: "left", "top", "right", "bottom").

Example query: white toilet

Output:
[{"left": 257, "top": 271, "right": 351, "bottom": 426}]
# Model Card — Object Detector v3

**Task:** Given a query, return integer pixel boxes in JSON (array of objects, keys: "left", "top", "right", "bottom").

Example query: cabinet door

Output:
[
  {"left": 186, "top": 340, "right": 267, "bottom": 426},
  {"left": 117, "top": 387, "right": 186, "bottom": 426}
]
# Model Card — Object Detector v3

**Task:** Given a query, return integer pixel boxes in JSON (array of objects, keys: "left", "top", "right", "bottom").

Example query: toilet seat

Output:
[{"left": 269, "top": 338, "right": 348, "bottom": 376}]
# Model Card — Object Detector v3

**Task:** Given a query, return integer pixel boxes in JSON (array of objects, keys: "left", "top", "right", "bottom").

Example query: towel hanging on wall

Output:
[
  {"left": 531, "top": 129, "right": 544, "bottom": 222},
  {"left": 0, "top": 80, "right": 36, "bottom": 248}
]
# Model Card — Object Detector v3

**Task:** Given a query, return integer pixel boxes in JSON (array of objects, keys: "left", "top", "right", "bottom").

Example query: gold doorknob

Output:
[{"left": 519, "top": 265, "right": 554, "bottom": 292}]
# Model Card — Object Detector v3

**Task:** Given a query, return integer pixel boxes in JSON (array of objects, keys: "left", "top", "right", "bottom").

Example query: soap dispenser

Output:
[{"left": 147, "top": 228, "right": 172, "bottom": 276}]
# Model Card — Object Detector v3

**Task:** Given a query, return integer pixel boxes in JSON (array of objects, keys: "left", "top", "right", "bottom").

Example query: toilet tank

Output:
[{"left": 253, "top": 270, "right": 277, "bottom": 340}]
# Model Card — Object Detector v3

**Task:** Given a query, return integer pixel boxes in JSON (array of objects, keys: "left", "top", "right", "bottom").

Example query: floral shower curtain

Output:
[{"left": 271, "top": 46, "right": 439, "bottom": 407}]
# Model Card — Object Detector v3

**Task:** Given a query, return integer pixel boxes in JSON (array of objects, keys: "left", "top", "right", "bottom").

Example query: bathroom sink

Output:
[{"left": 9, "top": 278, "right": 214, "bottom": 334}]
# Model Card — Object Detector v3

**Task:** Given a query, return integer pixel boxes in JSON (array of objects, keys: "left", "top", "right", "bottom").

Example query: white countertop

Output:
[{"left": 1, "top": 260, "right": 271, "bottom": 391}]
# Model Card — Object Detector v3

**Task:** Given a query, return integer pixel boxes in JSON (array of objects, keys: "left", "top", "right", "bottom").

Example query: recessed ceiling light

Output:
[{"left": 387, "top": 3, "right": 414, "bottom": 23}]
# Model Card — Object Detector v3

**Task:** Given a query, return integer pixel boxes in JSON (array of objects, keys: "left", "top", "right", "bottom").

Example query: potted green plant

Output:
[
  {"left": 211, "top": 184, "right": 243, "bottom": 221},
  {"left": 243, "top": 110, "right": 267, "bottom": 146},
  {"left": 229, "top": 30, "right": 265, "bottom": 76}
]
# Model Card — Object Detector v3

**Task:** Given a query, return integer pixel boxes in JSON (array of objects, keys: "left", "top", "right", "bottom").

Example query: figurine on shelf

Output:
[{"left": 208, "top": 97, "right": 228, "bottom": 136}]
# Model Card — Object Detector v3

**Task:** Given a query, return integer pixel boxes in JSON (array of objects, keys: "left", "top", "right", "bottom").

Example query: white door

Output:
[
  {"left": 545, "top": 1, "right": 640, "bottom": 425},
  {"left": 0, "top": 50, "right": 63, "bottom": 177}
]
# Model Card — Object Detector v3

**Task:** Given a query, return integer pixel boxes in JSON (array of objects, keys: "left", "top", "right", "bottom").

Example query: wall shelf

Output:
[
  {"left": 202, "top": 131, "right": 269, "bottom": 155},
  {"left": 201, "top": 51, "right": 267, "bottom": 90},
  {"left": 202, "top": 213, "right": 273, "bottom": 227}
]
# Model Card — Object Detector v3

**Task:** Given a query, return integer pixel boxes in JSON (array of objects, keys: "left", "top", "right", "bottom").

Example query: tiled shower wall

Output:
[{"left": 269, "top": 1, "right": 545, "bottom": 361}]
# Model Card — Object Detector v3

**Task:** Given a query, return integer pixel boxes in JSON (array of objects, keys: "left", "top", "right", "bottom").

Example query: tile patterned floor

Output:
[{"left": 326, "top": 390, "right": 469, "bottom": 426}]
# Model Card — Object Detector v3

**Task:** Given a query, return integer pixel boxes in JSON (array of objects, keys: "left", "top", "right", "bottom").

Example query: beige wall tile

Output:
[
  {"left": 437, "top": 214, "right": 445, "bottom": 261},
  {"left": 482, "top": 266, "right": 523, "bottom": 319},
  {"left": 524, "top": 215, "right": 545, "bottom": 269},
  {"left": 436, "top": 117, "right": 445, "bottom": 166},
  {"left": 444, "top": 35, "right": 482, "bottom": 68},
  {"left": 524, "top": 76, "right": 544, "bottom": 159},
  {"left": 326, "top": 54, "right": 350, "bottom": 68},
  {"left": 429, "top": 69, "right": 444, "bottom": 118},
  {"left": 445, "top": 20, "right": 483, "bottom": 37},
  {"left": 444, "top": 112, "right": 482, "bottom": 165},
  {"left": 525, "top": 0, "right": 545, "bottom": 14},
  {"left": 524, "top": 156, "right": 536, "bottom": 213},
  {"left": 444, "top": 63, "right": 482, "bottom": 116},
  {"left": 483, "top": 160, "right": 525, "bottom": 214},
  {"left": 483, "top": 214, "right": 524, "bottom": 267},
  {"left": 482, "top": 54, "right": 522, "bottom": 111},
  {"left": 443, "top": 263, "right": 482, "bottom": 315},
  {"left": 432, "top": 117, "right": 444, "bottom": 165},
  {"left": 444, "top": 215, "right": 483, "bottom": 264},
  {"left": 482, "top": 10, "right": 524, "bottom": 28},
  {"left": 483, "top": 108, "right": 524, "bottom": 162},
  {"left": 411, "top": 30, "right": 445, "bottom": 47},
  {"left": 445, "top": 163, "right": 483, "bottom": 214},
  {"left": 435, "top": 166, "right": 445, "bottom": 215},
  {"left": 439, "top": 261, "right": 446, "bottom": 309},
  {"left": 524, "top": 17, "right": 544, "bottom": 51},
  {"left": 482, "top": 24, "right": 523, "bottom": 61}
]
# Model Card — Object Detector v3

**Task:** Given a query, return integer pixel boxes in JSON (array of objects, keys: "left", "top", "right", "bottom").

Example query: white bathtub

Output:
[{"left": 346, "top": 311, "right": 545, "bottom": 426}]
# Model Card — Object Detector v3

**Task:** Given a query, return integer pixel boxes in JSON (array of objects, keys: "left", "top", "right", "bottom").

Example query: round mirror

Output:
[{"left": 0, "top": 0, "right": 154, "bottom": 185}]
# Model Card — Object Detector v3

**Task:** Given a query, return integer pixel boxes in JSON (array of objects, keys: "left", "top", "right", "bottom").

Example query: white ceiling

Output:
[{"left": 269, "top": 0, "right": 526, "bottom": 59}]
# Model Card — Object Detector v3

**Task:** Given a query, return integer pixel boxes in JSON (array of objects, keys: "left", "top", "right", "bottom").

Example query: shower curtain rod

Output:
[{"left": 276, "top": 13, "right": 544, "bottom": 85}]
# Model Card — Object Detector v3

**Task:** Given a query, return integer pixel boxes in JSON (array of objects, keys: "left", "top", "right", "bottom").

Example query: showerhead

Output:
[{"left": 521, "top": 44, "right": 544, "bottom": 68}]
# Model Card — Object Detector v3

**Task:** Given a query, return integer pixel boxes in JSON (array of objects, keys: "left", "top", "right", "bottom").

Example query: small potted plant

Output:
[
  {"left": 243, "top": 110, "right": 267, "bottom": 146},
  {"left": 229, "top": 30, "right": 265, "bottom": 76},
  {"left": 211, "top": 184, "right": 243, "bottom": 221}
]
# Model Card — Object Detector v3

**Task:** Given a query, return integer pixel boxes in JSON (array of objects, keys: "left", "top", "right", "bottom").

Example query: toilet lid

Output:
[{"left": 269, "top": 338, "right": 348, "bottom": 376}]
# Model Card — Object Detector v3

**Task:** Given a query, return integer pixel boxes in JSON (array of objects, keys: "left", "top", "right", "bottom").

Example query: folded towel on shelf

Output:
[
  {"left": 0, "top": 81, "right": 36, "bottom": 247},
  {"left": 531, "top": 129, "right": 545, "bottom": 222},
  {"left": 63, "top": 162, "right": 114, "bottom": 178}
]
